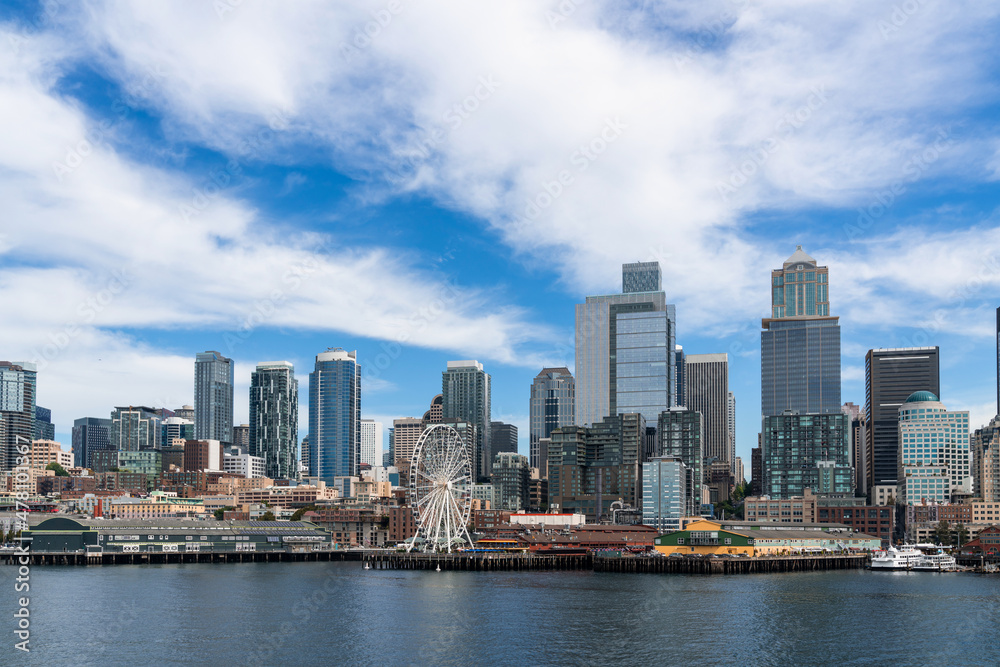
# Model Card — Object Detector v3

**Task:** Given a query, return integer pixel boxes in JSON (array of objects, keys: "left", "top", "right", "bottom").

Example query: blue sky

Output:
[{"left": 2, "top": 1, "right": 1000, "bottom": 470}]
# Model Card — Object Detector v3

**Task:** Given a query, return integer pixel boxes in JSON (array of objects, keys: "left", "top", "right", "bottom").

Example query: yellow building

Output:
[{"left": 653, "top": 519, "right": 880, "bottom": 556}]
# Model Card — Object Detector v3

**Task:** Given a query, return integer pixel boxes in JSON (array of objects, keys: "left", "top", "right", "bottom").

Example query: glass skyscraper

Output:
[
  {"left": 309, "top": 349, "right": 361, "bottom": 483},
  {"left": 0, "top": 361, "right": 36, "bottom": 471},
  {"left": 760, "top": 247, "right": 850, "bottom": 498},
  {"left": 575, "top": 263, "right": 676, "bottom": 427},
  {"left": 865, "top": 347, "right": 939, "bottom": 488},
  {"left": 529, "top": 368, "right": 575, "bottom": 473},
  {"left": 250, "top": 361, "right": 299, "bottom": 480},
  {"left": 642, "top": 456, "right": 688, "bottom": 532},
  {"left": 72, "top": 417, "right": 112, "bottom": 468},
  {"left": 770, "top": 245, "right": 830, "bottom": 318},
  {"left": 622, "top": 261, "right": 662, "bottom": 293},
  {"left": 195, "top": 351, "right": 234, "bottom": 446}
]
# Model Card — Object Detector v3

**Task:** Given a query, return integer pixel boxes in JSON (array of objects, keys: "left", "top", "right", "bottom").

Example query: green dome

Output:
[{"left": 904, "top": 391, "right": 939, "bottom": 403}]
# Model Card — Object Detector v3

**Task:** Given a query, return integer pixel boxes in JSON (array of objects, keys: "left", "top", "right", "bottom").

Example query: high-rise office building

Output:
[
  {"left": 675, "top": 346, "right": 686, "bottom": 407},
  {"left": 529, "top": 368, "right": 575, "bottom": 473},
  {"left": 422, "top": 395, "right": 444, "bottom": 423},
  {"left": 760, "top": 247, "right": 848, "bottom": 499},
  {"left": 656, "top": 408, "right": 704, "bottom": 514},
  {"left": 34, "top": 406, "right": 54, "bottom": 442},
  {"left": 488, "top": 421, "right": 518, "bottom": 476},
  {"left": 72, "top": 417, "right": 112, "bottom": 469},
  {"left": 898, "top": 391, "right": 970, "bottom": 506},
  {"left": 195, "top": 351, "right": 234, "bottom": 446},
  {"left": 761, "top": 412, "right": 852, "bottom": 498},
  {"left": 728, "top": 392, "right": 736, "bottom": 465},
  {"left": 750, "top": 445, "right": 762, "bottom": 495},
  {"left": 622, "top": 261, "right": 662, "bottom": 293},
  {"left": 442, "top": 360, "right": 491, "bottom": 481},
  {"left": 685, "top": 353, "right": 731, "bottom": 466},
  {"left": 0, "top": 361, "right": 36, "bottom": 471},
  {"left": 309, "top": 349, "right": 361, "bottom": 483},
  {"left": 250, "top": 361, "right": 299, "bottom": 480},
  {"left": 360, "top": 419, "right": 383, "bottom": 468},
  {"left": 548, "top": 413, "right": 645, "bottom": 521},
  {"left": 770, "top": 245, "right": 830, "bottom": 319},
  {"left": 761, "top": 318, "right": 841, "bottom": 415},
  {"left": 576, "top": 263, "right": 676, "bottom": 427},
  {"left": 391, "top": 417, "right": 425, "bottom": 473},
  {"left": 761, "top": 247, "right": 840, "bottom": 416},
  {"left": 110, "top": 406, "right": 161, "bottom": 451},
  {"left": 865, "top": 347, "right": 940, "bottom": 489}
]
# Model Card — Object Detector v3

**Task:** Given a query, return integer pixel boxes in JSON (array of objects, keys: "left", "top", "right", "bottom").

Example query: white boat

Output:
[
  {"left": 871, "top": 545, "right": 923, "bottom": 570},
  {"left": 912, "top": 551, "right": 958, "bottom": 572}
]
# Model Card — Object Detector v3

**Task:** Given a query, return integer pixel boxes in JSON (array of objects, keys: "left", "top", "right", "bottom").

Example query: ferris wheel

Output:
[{"left": 406, "top": 424, "right": 473, "bottom": 553}]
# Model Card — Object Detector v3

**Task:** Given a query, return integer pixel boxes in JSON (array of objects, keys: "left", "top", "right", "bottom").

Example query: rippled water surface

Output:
[{"left": 2, "top": 563, "right": 998, "bottom": 665}]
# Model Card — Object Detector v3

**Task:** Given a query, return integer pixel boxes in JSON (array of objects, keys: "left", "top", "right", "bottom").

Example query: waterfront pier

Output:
[{"left": 4, "top": 549, "right": 870, "bottom": 573}]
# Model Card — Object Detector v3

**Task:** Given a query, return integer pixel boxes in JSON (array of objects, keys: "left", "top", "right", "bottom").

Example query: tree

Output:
[
  {"left": 46, "top": 462, "right": 69, "bottom": 477},
  {"left": 933, "top": 520, "right": 951, "bottom": 545},
  {"left": 290, "top": 505, "right": 317, "bottom": 522},
  {"left": 260, "top": 511, "right": 276, "bottom": 522},
  {"left": 214, "top": 506, "right": 235, "bottom": 520},
  {"left": 956, "top": 523, "right": 969, "bottom": 547}
]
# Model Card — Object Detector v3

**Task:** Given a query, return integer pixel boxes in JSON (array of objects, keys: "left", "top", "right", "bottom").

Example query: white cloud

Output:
[{"left": 49, "top": 0, "right": 1000, "bottom": 338}]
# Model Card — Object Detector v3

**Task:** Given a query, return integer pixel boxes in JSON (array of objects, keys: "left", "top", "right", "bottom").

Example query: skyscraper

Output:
[
  {"left": 622, "top": 261, "right": 662, "bottom": 293},
  {"left": 657, "top": 407, "right": 704, "bottom": 514},
  {"left": 309, "top": 349, "right": 361, "bottom": 483},
  {"left": 685, "top": 353, "right": 731, "bottom": 466},
  {"left": 761, "top": 247, "right": 840, "bottom": 416},
  {"left": 675, "top": 346, "right": 686, "bottom": 407},
  {"left": 250, "top": 361, "right": 299, "bottom": 480},
  {"left": 727, "top": 391, "right": 736, "bottom": 466},
  {"left": 488, "top": 421, "right": 519, "bottom": 477},
  {"left": 865, "top": 347, "right": 940, "bottom": 489},
  {"left": 576, "top": 262, "right": 676, "bottom": 427},
  {"left": 442, "top": 360, "right": 491, "bottom": 481},
  {"left": 529, "top": 368, "right": 575, "bottom": 472},
  {"left": 72, "top": 417, "right": 112, "bottom": 469},
  {"left": 760, "top": 247, "right": 849, "bottom": 498},
  {"left": 195, "top": 351, "right": 234, "bottom": 446},
  {"left": 897, "top": 391, "right": 970, "bottom": 506},
  {"left": 110, "top": 406, "right": 161, "bottom": 451},
  {"left": 360, "top": 419, "right": 383, "bottom": 468},
  {"left": 34, "top": 406, "right": 54, "bottom": 442},
  {"left": 0, "top": 361, "right": 36, "bottom": 472}
]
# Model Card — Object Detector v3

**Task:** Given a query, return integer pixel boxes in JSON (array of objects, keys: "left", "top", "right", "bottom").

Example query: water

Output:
[{"left": 2, "top": 563, "right": 999, "bottom": 666}]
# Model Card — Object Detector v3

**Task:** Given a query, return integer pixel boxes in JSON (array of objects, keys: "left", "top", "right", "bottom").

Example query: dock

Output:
[{"left": 4, "top": 549, "right": 870, "bottom": 574}]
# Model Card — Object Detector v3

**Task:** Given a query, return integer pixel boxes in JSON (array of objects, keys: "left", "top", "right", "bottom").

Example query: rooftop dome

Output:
[{"left": 904, "top": 390, "right": 939, "bottom": 403}]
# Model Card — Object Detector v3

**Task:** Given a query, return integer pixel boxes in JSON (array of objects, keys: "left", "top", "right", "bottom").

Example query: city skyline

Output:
[{"left": 3, "top": 4, "right": 1000, "bottom": 474}]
